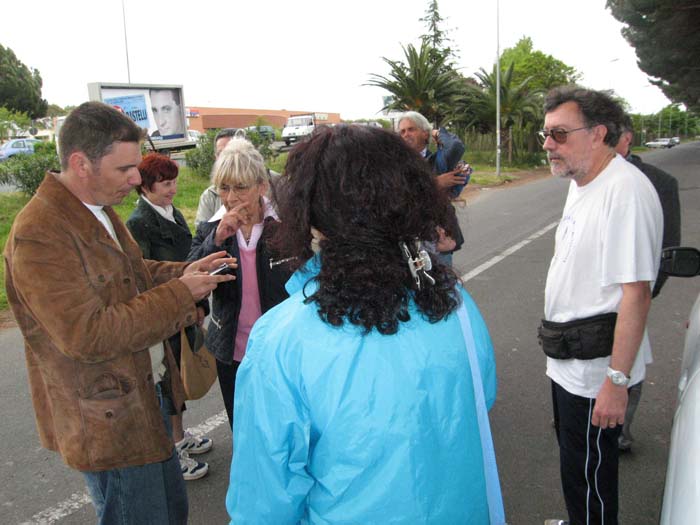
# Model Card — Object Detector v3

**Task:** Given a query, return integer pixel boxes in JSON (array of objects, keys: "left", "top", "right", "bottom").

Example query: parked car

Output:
[
  {"left": 644, "top": 137, "right": 675, "bottom": 148},
  {"left": 187, "top": 129, "right": 203, "bottom": 143},
  {"left": 0, "top": 138, "right": 41, "bottom": 162},
  {"left": 671, "top": 136, "right": 681, "bottom": 145},
  {"left": 245, "top": 125, "right": 275, "bottom": 140},
  {"left": 659, "top": 246, "right": 700, "bottom": 524}
]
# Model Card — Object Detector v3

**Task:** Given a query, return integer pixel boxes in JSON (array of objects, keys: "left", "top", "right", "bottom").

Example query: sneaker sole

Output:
[
  {"left": 182, "top": 442, "right": 213, "bottom": 455},
  {"left": 182, "top": 463, "right": 209, "bottom": 481}
]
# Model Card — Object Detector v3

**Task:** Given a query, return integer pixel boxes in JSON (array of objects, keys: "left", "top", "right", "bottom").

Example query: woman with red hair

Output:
[{"left": 127, "top": 153, "right": 212, "bottom": 482}]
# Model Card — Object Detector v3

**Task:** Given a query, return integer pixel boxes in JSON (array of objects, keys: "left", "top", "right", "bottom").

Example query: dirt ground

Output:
[
  {"left": 458, "top": 166, "right": 551, "bottom": 204},
  {"left": 0, "top": 166, "right": 552, "bottom": 331}
]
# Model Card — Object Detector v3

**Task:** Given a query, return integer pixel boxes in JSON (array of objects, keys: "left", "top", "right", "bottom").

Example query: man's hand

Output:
[
  {"left": 215, "top": 203, "right": 251, "bottom": 246},
  {"left": 436, "top": 168, "right": 468, "bottom": 189},
  {"left": 184, "top": 250, "right": 238, "bottom": 275},
  {"left": 179, "top": 272, "right": 234, "bottom": 302},
  {"left": 436, "top": 226, "right": 456, "bottom": 253},
  {"left": 592, "top": 379, "right": 628, "bottom": 428}
]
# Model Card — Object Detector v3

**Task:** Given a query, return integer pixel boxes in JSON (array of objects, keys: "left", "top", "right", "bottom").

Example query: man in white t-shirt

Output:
[{"left": 539, "top": 87, "right": 662, "bottom": 525}]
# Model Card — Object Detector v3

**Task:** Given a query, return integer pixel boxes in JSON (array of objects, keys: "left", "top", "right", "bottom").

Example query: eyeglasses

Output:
[
  {"left": 218, "top": 184, "right": 252, "bottom": 194},
  {"left": 537, "top": 126, "right": 591, "bottom": 145}
]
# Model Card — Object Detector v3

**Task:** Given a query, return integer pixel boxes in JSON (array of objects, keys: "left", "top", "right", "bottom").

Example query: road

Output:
[{"left": 1, "top": 143, "right": 698, "bottom": 524}]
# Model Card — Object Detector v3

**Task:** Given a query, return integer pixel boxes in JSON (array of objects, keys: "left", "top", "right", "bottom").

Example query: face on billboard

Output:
[{"left": 150, "top": 89, "right": 184, "bottom": 137}]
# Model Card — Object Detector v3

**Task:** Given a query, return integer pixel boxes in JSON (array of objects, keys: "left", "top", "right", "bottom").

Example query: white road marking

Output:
[
  {"left": 20, "top": 492, "right": 92, "bottom": 525},
  {"left": 22, "top": 410, "right": 228, "bottom": 524},
  {"left": 25, "top": 221, "right": 560, "bottom": 523},
  {"left": 461, "top": 222, "right": 558, "bottom": 282}
]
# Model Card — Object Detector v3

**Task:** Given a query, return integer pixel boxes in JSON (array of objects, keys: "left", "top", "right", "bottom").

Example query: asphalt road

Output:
[{"left": 1, "top": 143, "right": 698, "bottom": 524}]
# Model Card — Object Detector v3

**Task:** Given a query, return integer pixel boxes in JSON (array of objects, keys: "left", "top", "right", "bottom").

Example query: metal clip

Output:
[{"left": 400, "top": 241, "right": 435, "bottom": 290}]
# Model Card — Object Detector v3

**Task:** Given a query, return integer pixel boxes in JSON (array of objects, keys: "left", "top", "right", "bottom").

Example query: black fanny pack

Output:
[{"left": 538, "top": 312, "right": 617, "bottom": 360}]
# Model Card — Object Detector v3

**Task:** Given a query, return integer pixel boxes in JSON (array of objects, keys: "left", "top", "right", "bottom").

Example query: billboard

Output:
[{"left": 87, "top": 83, "right": 193, "bottom": 149}]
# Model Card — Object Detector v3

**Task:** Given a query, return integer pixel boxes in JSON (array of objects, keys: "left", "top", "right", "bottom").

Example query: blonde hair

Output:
[{"left": 211, "top": 137, "right": 267, "bottom": 189}]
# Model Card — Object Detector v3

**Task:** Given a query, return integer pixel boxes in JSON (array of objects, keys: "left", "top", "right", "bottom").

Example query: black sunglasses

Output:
[{"left": 537, "top": 126, "right": 591, "bottom": 145}]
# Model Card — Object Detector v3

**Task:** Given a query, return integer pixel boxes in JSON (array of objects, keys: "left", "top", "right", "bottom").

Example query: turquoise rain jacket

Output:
[{"left": 227, "top": 257, "right": 501, "bottom": 524}]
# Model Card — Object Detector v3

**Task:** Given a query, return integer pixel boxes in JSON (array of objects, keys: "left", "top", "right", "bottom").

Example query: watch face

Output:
[{"left": 610, "top": 371, "right": 628, "bottom": 385}]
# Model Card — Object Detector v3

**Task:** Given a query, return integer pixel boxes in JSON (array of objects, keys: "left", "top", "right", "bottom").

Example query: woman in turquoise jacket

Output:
[{"left": 226, "top": 125, "right": 504, "bottom": 524}]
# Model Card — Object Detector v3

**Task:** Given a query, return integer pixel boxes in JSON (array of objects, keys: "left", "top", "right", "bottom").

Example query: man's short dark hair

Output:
[
  {"left": 59, "top": 102, "right": 143, "bottom": 169},
  {"left": 619, "top": 113, "right": 634, "bottom": 134},
  {"left": 544, "top": 86, "right": 626, "bottom": 147},
  {"left": 149, "top": 88, "right": 181, "bottom": 107},
  {"left": 214, "top": 128, "right": 240, "bottom": 143}
]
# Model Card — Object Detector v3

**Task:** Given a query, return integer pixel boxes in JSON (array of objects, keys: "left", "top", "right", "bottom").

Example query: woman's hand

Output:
[{"left": 215, "top": 203, "right": 251, "bottom": 246}]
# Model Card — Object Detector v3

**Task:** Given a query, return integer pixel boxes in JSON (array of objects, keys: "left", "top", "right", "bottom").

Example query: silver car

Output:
[{"left": 659, "top": 247, "right": 700, "bottom": 524}]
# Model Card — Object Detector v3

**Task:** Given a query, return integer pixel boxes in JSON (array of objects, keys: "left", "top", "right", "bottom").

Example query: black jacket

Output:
[
  {"left": 126, "top": 198, "right": 192, "bottom": 262},
  {"left": 187, "top": 218, "right": 292, "bottom": 364},
  {"left": 628, "top": 154, "right": 681, "bottom": 297}
]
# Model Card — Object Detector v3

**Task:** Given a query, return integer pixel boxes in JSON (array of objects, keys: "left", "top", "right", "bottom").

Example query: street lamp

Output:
[
  {"left": 495, "top": 0, "right": 501, "bottom": 178},
  {"left": 121, "top": 0, "right": 131, "bottom": 83}
]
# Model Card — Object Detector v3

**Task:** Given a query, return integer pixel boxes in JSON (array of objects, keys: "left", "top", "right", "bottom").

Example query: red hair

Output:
[{"left": 137, "top": 153, "right": 179, "bottom": 194}]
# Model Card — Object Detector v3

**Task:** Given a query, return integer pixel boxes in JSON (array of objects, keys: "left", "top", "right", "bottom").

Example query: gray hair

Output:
[
  {"left": 211, "top": 137, "right": 267, "bottom": 189},
  {"left": 399, "top": 111, "right": 432, "bottom": 133}
]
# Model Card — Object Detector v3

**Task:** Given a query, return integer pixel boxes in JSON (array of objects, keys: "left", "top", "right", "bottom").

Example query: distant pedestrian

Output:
[
  {"left": 613, "top": 113, "right": 681, "bottom": 452},
  {"left": 398, "top": 111, "right": 469, "bottom": 265},
  {"left": 127, "top": 152, "right": 214, "bottom": 481},
  {"left": 194, "top": 128, "right": 239, "bottom": 228}
]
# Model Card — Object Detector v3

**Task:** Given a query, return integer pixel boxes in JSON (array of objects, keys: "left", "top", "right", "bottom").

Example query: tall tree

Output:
[
  {"left": 607, "top": 0, "right": 700, "bottom": 112},
  {"left": 455, "top": 63, "right": 542, "bottom": 164},
  {"left": 366, "top": 41, "right": 462, "bottom": 126},
  {"left": 0, "top": 107, "right": 31, "bottom": 140},
  {"left": 419, "top": 0, "right": 458, "bottom": 70},
  {"left": 0, "top": 44, "right": 48, "bottom": 119},
  {"left": 500, "top": 37, "right": 580, "bottom": 92}
]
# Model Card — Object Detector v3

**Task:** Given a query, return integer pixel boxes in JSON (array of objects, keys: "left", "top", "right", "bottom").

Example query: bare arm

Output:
[{"left": 592, "top": 281, "right": 652, "bottom": 428}]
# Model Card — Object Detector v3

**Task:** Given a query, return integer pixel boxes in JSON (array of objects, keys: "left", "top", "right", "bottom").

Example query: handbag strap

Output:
[{"left": 456, "top": 302, "right": 506, "bottom": 525}]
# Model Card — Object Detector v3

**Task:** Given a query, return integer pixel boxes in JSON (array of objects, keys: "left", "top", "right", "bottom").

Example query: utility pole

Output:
[
  {"left": 495, "top": 0, "right": 501, "bottom": 179},
  {"left": 121, "top": 0, "right": 131, "bottom": 83}
]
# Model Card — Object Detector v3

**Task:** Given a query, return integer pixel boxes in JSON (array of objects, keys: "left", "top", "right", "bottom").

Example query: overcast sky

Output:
[{"left": 4, "top": 0, "right": 670, "bottom": 120}]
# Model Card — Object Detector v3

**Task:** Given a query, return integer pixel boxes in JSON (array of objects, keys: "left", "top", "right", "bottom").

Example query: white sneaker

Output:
[
  {"left": 176, "top": 431, "right": 213, "bottom": 455},
  {"left": 178, "top": 449, "right": 208, "bottom": 481}
]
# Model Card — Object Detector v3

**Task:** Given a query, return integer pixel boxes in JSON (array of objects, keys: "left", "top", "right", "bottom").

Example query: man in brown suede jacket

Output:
[{"left": 3, "top": 102, "right": 235, "bottom": 524}]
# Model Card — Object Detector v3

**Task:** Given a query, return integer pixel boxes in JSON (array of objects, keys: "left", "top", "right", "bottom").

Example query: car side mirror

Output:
[{"left": 660, "top": 247, "right": 700, "bottom": 277}]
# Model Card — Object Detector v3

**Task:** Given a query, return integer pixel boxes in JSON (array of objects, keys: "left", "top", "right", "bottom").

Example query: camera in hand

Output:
[{"left": 209, "top": 263, "right": 234, "bottom": 276}]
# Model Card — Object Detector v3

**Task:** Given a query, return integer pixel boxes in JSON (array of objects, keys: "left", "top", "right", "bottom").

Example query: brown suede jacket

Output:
[{"left": 3, "top": 173, "right": 197, "bottom": 472}]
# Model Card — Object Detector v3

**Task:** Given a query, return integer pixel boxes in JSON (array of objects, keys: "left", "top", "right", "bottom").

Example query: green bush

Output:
[
  {"left": 184, "top": 129, "right": 217, "bottom": 179},
  {"left": 0, "top": 141, "right": 60, "bottom": 196}
]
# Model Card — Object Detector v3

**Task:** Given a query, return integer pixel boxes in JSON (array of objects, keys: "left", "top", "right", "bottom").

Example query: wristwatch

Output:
[{"left": 607, "top": 367, "right": 630, "bottom": 387}]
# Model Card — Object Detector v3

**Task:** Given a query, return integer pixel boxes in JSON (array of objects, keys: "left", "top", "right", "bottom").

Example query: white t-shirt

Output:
[
  {"left": 544, "top": 155, "right": 663, "bottom": 398},
  {"left": 83, "top": 202, "right": 166, "bottom": 381}
]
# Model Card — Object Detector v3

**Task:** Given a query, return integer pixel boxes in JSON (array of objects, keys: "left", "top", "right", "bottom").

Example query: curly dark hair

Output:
[
  {"left": 544, "top": 86, "right": 626, "bottom": 147},
  {"left": 273, "top": 124, "right": 460, "bottom": 335},
  {"left": 136, "top": 153, "right": 179, "bottom": 194}
]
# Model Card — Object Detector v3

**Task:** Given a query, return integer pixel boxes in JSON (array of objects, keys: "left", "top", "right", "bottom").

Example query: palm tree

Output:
[
  {"left": 455, "top": 62, "right": 542, "bottom": 165},
  {"left": 366, "top": 41, "right": 462, "bottom": 127}
]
